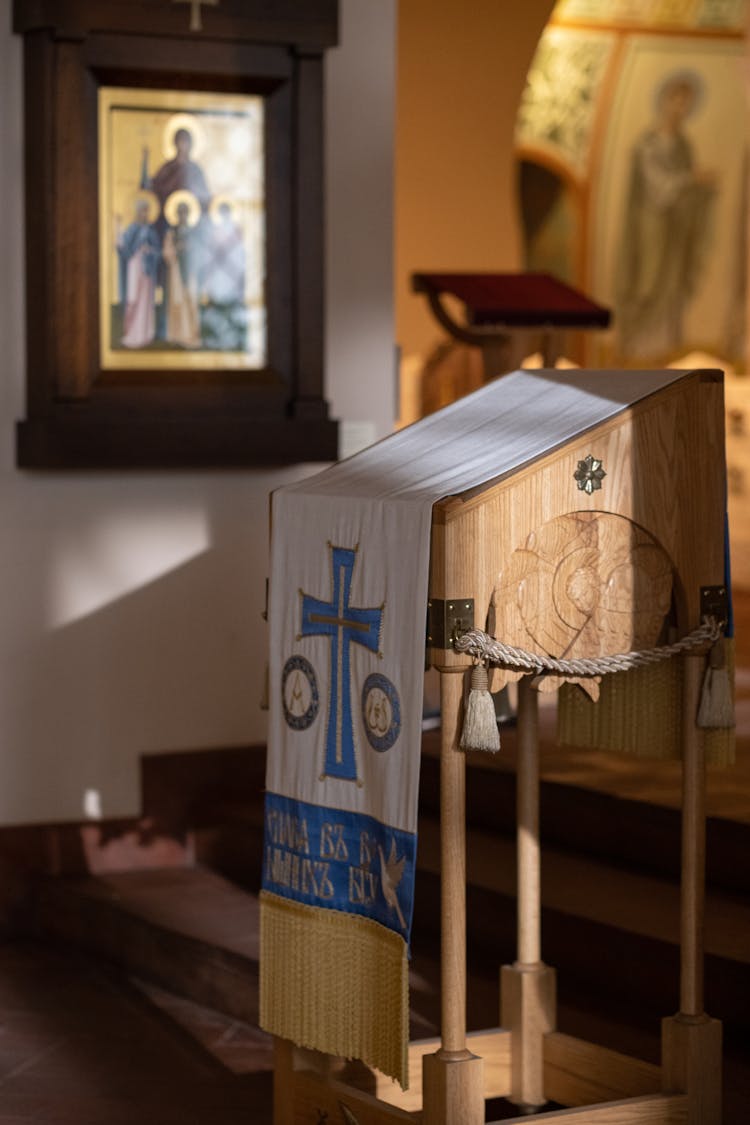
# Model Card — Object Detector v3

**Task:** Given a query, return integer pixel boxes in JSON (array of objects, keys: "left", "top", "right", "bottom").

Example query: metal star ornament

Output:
[{"left": 574, "top": 454, "right": 606, "bottom": 494}]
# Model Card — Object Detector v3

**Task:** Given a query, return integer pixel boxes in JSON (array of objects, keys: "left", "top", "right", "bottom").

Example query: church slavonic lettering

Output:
[
  {"left": 359, "top": 830, "right": 376, "bottom": 868},
  {"left": 348, "top": 865, "right": 378, "bottom": 906},
  {"left": 320, "top": 822, "right": 349, "bottom": 862},
  {"left": 267, "top": 847, "right": 333, "bottom": 899},
  {"left": 267, "top": 846, "right": 301, "bottom": 891},
  {"left": 265, "top": 808, "right": 310, "bottom": 854},
  {"left": 301, "top": 858, "right": 334, "bottom": 899}
]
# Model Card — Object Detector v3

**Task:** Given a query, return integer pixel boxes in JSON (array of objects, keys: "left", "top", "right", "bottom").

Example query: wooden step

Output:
[
  {"left": 413, "top": 827, "right": 750, "bottom": 1037},
  {"left": 32, "top": 865, "right": 750, "bottom": 1121},
  {"left": 186, "top": 738, "right": 750, "bottom": 903},
  {"left": 175, "top": 747, "right": 750, "bottom": 1034},
  {"left": 33, "top": 865, "right": 446, "bottom": 1042},
  {"left": 418, "top": 819, "right": 750, "bottom": 967},
  {"left": 419, "top": 731, "right": 750, "bottom": 898},
  {"left": 35, "top": 867, "right": 261, "bottom": 1024}
]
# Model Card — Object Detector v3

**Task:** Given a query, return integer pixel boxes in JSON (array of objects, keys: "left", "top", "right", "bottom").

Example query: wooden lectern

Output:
[
  {"left": 412, "top": 271, "right": 611, "bottom": 376},
  {"left": 272, "top": 368, "right": 726, "bottom": 1124}
]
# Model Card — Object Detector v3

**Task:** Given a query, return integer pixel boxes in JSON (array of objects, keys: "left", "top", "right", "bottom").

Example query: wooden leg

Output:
[
  {"left": 423, "top": 668, "right": 484, "bottom": 1125},
  {"left": 661, "top": 654, "right": 722, "bottom": 1123},
  {"left": 540, "top": 329, "right": 562, "bottom": 367},
  {"left": 662, "top": 1014, "right": 722, "bottom": 1125},
  {"left": 517, "top": 675, "right": 541, "bottom": 969},
  {"left": 273, "top": 1036, "right": 295, "bottom": 1125},
  {"left": 480, "top": 336, "right": 513, "bottom": 382},
  {"left": 501, "top": 676, "right": 556, "bottom": 1110}
]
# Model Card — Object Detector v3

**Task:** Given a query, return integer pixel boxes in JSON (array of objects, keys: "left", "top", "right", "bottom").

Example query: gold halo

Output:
[
  {"left": 162, "top": 112, "right": 206, "bottom": 161},
  {"left": 131, "top": 190, "right": 159, "bottom": 223},
  {"left": 209, "top": 193, "right": 240, "bottom": 223},
  {"left": 163, "top": 189, "right": 201, "bottom": 228}
]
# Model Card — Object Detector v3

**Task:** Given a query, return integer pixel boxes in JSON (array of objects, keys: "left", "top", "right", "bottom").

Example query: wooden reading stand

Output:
[
  {"left": 411, "top": 271, "right": 611, "bottom": 377},
  {"left": 273, "top": 368, "right": 725, "bottom": 1124}
]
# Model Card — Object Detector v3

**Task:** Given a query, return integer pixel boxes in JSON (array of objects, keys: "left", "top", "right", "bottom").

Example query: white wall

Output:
[{"left": 0, "top": 0, "right": 396, "bottom": 825}]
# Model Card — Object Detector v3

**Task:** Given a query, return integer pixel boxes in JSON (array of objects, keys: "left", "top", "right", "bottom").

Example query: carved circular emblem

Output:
[
  {"left": 492, "top": 512, "right": 673, "bottom": 698},
  {"left": 361, "top": 673, "right": 401, "bottom": 752},
  {"left": 282, "top": 655, "right": 319, "bottom": 731}
]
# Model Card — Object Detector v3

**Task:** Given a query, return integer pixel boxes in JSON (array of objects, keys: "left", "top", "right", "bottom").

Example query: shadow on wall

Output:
[{"left": 0, "top": 472, "right": 289, "bottom": 829}]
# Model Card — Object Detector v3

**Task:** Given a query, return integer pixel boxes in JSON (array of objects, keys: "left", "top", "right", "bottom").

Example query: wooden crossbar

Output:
[
  {"left": 490, "top": 1093, "right": 689, "bottom": 1124},
  {"left": 543, "top": 1033, "right": 661, "bottom": 1107},
  {"left": 345, "top": 1028, "right": 512, "bottom": 1113},
  {"left": 340, "top": 1029, "right": 664, "bottom": 1118},
  {"left": 292, "top": 1070, "right": 417, "bottom": 1123},
  {"left": 298, "top": 1071, "right": 688, "bottom": 1124}
]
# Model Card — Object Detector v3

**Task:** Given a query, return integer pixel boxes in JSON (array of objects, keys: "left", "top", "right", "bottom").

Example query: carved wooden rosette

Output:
[{"left": 490, "top": 512, "right": 673, "bottom": 699}]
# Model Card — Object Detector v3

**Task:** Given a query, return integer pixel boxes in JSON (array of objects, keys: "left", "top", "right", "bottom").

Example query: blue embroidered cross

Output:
[{"left": 300, "top": 545, "right": 383, "bottom": 782}]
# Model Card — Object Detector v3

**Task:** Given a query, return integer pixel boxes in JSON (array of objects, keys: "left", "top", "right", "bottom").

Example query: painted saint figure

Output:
[
  {"left": 162, "top": 192, "right": 202, "bottom": 348},
  {"left": 615, "top": 69, "right": 716, "bottom": 361},
  {"left": 116, "top": 196, "right": 161, "bottom": 349},
  {"left": 140, "top": 125, "right": 211, "bottom": 222},
  {"left": 203, "top": 200, "right": 246, "bottom": 306},
  {"left": 199, "top": 198, "right": 249, "bottom": 351},
  {"left": 141, "top": 120, "right": 212, "bottom": 342}
]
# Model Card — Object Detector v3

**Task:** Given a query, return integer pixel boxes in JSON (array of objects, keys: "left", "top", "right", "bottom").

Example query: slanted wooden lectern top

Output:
[{"left": 271, "top": 367, "right": 727, "bottom": 1124}]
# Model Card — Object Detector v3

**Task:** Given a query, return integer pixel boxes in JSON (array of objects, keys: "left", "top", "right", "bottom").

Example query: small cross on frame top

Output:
[{"left": 173, "top": 0, "right": 219, "bottom": 32}]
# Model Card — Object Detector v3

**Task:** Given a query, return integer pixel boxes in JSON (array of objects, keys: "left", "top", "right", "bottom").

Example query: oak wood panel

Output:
[
  {"left": 429, "top": 373, "right": 725, "bottom": 667},
  {"left": 543, "top": 1033, "right": 661, "bottom": 1107}
]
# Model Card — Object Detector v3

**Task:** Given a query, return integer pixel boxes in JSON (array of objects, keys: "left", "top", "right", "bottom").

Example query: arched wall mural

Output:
[{"left": 516, "top": 0, "right": 748, "bottom": 370}]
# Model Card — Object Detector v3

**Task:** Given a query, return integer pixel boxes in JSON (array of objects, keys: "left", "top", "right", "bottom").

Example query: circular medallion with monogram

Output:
[
  {"left": 361, "top": 673, "right": 401, "bottom": 752},
  {"left": 281, "top": 655, "right": 320, "bottom": 731}
]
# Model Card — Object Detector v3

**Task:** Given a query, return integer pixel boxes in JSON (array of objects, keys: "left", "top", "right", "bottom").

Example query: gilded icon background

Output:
[
  {"left": 515, "top": 4, "right": 747, "bottom": 369},
  {"left": 99, "top": 87, "right": 266, "bottom": 370}
]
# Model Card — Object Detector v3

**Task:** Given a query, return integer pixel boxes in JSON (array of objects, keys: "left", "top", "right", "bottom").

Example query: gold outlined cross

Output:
[
  {"left": 172, "top": 0, "right": 218, "bottom": 32},
  {"left": 300, "top": 545, "right": 383, "bottom": 783}
]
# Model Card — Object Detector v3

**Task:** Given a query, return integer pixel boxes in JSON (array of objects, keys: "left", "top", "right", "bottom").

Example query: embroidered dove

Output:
[{"left": 378, "top": 839, "right": 406, "bottom": 931}]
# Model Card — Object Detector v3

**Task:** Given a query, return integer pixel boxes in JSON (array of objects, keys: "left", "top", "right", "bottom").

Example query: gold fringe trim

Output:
[
  {"left": 259, "top": 891, "right": 410, "bottom": 1088},
  {"left": 557, "top": 641, "right": 735, "bottom": 767}
]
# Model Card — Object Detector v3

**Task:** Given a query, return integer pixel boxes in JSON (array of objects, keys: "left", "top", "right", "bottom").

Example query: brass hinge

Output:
[
  {"left": 700, "top": 585, "right": 729, "bottom": 626},
  {"left": 426, "top": 597, "right": 474, "bottom": 649}
]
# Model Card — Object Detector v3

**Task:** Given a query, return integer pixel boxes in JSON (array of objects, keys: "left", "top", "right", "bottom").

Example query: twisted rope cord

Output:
[{"left": 454, "top": 616, "right": 722, "bottom": 678}]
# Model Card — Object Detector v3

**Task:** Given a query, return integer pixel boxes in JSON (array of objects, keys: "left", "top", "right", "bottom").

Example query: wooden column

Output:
[
  {"left": 423, "top": 668, "right": 484, "bottom": 1124},
  {"left": 501, "top": 676, "right": 556, "bottom": 1110},
  {"left": 661, "top": 654, "right": 722, "bottom": 1123},
  {"left": 517, "top": 675, "right": 541, "bottom": 966},
  {"left": 273, "top": 1037, "right": 295, "bottom": 1125},
  {"left": 540, "top": 329, "right": 562, "bottom": 368}
]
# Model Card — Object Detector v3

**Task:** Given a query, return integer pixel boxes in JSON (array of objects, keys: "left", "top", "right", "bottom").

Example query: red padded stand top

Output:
[{"left": 412, "top": 272, "right": 611, "bottom": 329}]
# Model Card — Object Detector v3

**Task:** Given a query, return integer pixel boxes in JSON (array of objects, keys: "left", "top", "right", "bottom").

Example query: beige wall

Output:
[{"left": 395, "top": 0, "right": 555, "bottom": 361}]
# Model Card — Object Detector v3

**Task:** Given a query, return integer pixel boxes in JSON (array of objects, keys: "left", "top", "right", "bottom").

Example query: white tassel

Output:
[
  {"left": 697, "top": 638, "right": 735, "bottom": 730},
  {"left": 460, "top": 663, "right": 500, "bottom": 752}
]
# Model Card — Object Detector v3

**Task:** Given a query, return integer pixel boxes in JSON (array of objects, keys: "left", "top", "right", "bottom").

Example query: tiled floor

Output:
[
  {"left": 0, "top": 942, "right": 273, "bottom": 1124},
  {"left": 2, "top": 937, "right": 748, "bottom": 1123}
]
